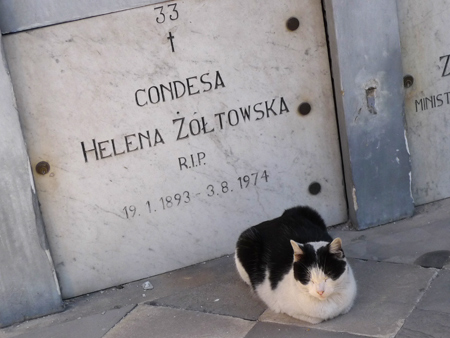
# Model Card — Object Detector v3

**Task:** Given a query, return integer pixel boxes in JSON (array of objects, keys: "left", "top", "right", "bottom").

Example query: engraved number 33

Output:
[{"left": 154, "top": 4, "right": 179, "bottom": 24}]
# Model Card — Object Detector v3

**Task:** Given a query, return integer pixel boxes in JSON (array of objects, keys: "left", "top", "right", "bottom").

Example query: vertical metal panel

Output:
[{"left": 324, "top": 0, "right": 414, "bottom": 229}]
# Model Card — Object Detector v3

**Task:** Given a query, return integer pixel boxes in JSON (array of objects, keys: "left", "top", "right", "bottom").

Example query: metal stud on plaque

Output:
[
  {"left": 308, "top": 182, "right": 321, "bottom": 195},
  {"left": 298, "top": 102, "right": 312, "bottom": 115},
  {"left": 35, "top": 161, "right": 50, "bottom": 175},
  {"left": 286, "top": 17, "right": 300, "bottom": 31},
  {"left": 403, "top": 75, "right": 414, "bottom": 88}
]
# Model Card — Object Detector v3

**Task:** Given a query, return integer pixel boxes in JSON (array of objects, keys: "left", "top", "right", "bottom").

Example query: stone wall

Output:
[{"left": 0, "top": 32, "right": 63, "bottom": 327}]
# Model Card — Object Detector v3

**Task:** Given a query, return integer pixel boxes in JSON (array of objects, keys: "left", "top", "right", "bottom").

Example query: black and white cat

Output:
[{"left": 235, "top": 206, "right": 356, "bottom": 324}]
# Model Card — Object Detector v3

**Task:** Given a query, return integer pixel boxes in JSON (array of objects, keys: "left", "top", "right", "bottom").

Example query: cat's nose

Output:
[{"left": 317, "top": 290, "right": 324, "bottom": 296}]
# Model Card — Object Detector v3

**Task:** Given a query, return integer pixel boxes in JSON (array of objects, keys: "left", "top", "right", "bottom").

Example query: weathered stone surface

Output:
[
  {"left": 103, "top": 305, "right": 255, "bottom": 338},
  {"left": 0, "top": 32, "right": 63, "bottom": 327},
  {"left": 0, "top": 256, "right": 235, "bottom": 337},
  {"left": 398, "top": 0, "right": 450, "bottom": 205},
  {"left": 1, "top": 196, "right": 450, "bottom": 338},
  {"left": 3, "top": 0, "right": 346, "bottom": 298},
  {"left": 396, "top": 308, "right": 450, "bottom": 338},
  {"left": 332, "top": 219, "right": 450, "bottom": 265},
  {"left": 415, "top": 270, "right": 450, "bottom": 314},
  {"left": 245, "top": 322, "right": 363, "bottom": 338},
  {"left": 331, "top": 198, "right": 450, "bottom": 265},
  {"left": 260, "top": 259, "right": 436, "bottom": 338},
  {"left": 12, "top": 305, "right": 135, "bottom": 338},
  {"left": 414, "top": 251, "right": 450, "bottom": 269},
  {"left": 148, "top": 256, "right": 266, "bottom": 320}
]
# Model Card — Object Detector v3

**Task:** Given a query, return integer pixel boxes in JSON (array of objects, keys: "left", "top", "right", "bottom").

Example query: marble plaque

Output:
[
  {"left": 4, "top": 0, "right": 346, "bottom": 298},
  {"left": 398, "top": 1, "right": 450, "bottom": 205}
]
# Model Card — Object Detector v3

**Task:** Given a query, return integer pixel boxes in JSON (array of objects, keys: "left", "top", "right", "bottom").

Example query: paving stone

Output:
[
  {"left": 331, "top": 216, "right": 450, "bottom": 265},
  {"left": 147, "top": 256, "right": 267, "bottom": 320},
  {"left": 329, "top": 201, "right": 450, "bottom": 289},
  {"left": 260, "top": 259, "right": 436, "bottom": 338},
  {"left": 415, "top": 269, "right": 450, "bottom": 313},
  {"left": 2, "top": 197, "right": 450, "bottom": 338},
  {"left": 396, "top": 308, "right": 450, "bottom": 338},
  {"left": 244, "top": 322, "right": 363, "bottom": 338},
  {"left": 0, "top": 255, "right": 234, "bottom": 337},
  {"left": 11, "top": 305, "right": 135, "bottom": 338},
  {"left": 147, "top": 255, "right": 238, "bottom": 298},
  {"left": 103, "top": 305, "right": 255, "bottom": 338},
  {"left": 71, "top": 254, "right": 235, "bottom": 312}
]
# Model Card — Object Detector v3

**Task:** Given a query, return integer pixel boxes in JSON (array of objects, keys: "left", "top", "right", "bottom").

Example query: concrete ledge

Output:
[{"left": 103, "top": 305, "right": 255, "bottom": 338}]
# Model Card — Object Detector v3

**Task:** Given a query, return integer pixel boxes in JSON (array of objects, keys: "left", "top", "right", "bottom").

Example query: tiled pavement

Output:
[{"left": 2, "top": 198, "right": 450, "bottom": 338}]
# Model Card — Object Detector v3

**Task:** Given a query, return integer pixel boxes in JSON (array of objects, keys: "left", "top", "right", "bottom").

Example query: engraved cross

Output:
[{"left": 167, "top": 32, "right": 175, "bottom": 53}]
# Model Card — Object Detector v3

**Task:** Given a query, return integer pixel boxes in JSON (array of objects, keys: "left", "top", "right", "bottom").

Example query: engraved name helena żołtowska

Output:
[
  {"left": 80, "top": 70, "right": 290, "bottom": 163},
  {"left": 81, "top": 97, "right": 289, "bottom": 162}
]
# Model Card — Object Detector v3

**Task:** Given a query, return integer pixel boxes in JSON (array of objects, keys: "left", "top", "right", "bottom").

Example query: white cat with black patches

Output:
[{"left": 235, "top": 206, "right": 357, "bottom": 324}]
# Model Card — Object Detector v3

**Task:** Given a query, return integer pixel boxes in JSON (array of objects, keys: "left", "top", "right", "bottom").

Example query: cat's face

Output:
[{"left": 290, "top": 238, "right": 347, "bottom": 300}]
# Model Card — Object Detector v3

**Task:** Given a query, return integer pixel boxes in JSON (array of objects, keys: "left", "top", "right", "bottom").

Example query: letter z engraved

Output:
[
  {"left": 173, "top": 117, "right": 189, "bottom": 140},
  {"left": 440, "top": 54, "right": 450, "bottom": 77}
]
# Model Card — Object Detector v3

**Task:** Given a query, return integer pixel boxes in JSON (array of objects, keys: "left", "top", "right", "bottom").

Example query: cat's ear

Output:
[
  {"left": 290, "top": 240, "right": 304, "bottom": 262},
  {"left": 329, "top": 238, "right": 345, "bottom": 259}
]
